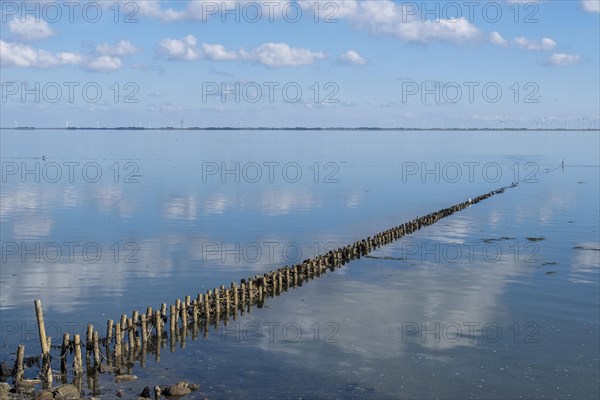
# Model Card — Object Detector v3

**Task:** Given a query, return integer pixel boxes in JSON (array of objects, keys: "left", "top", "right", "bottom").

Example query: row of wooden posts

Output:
[{"left": 11, "top": 185, "right": 515, "bottom": 387}]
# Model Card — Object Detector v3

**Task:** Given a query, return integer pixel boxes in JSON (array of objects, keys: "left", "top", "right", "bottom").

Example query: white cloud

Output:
[
  {"left": 0, "top": 40, "right": 82, "bottom": 68},
  {"left": 514, "top": 37, "right": 556, "bottom": 51},
  {"left": 240, "top": 42, "right": 326, "bottom": 67},
  {"left": 8, "top": 16, "right": 55, "bottom": 41},
  {"left": 134, "top": 0, "right": 185, "bottom": 21},
  {"left": 202, "top": 43, "right": 238, "bottom": 60},
  {"left": 134, "top": 0, "right": 294, "bottom": 22},
  {"left": 157, "top": 35, "right": 238, "bottom": 61},
  {"left": 582, "top": 0, "right": 600, "bottom": 12},
  {"left": 85, "top": 56, "right": 123, "bottom": 72},
  {"left": 338, "top": 50, "right": 366, "bottom": 65},
  {"left": 157, "top": 35, "right": 201, "bottom": 60},
  {"left": 96, "top": 40, "right": 141, "bottom": 56},
  {"left": 489, "top": 31, "right": 509, "bottom": 47},
  {"left": 158, "top": 36, "right": 326, "bottom": 67},
  {"left": 546, "top": 53, "right": 582, "bottom": 66},
  {"left": 303, "top": 0, "right": 481, "bottom": 43},
  {"left": 0, "top": 40, "right": 124, "bottom": 72}
]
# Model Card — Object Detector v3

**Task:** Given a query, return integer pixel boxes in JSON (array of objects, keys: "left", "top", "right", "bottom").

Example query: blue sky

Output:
[{"left": 1, "top": 0, "right": 599, "bottom": 128}]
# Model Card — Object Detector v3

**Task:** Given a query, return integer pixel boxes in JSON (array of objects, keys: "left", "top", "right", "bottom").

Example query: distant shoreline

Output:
[{"left": 1, "top": 127, "right": 599, "bottom": 132}]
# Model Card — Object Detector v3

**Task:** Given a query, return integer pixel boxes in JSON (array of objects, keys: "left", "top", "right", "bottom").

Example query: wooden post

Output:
[
  {"left": 140, "top": 314, "right": 148, "bottom": 345},
  {"left": 240, "top": 281, "right": 246, "bottom": 309},
  {"left": 127, "top": 318, "right": 135, "bottom": 353},
  {"left": 232, "top": 284, "right": 239, "bottom": 315},
  {"left": 155, "top": 311, "right": 162, "bottom": 363},
  {"left": 42, "top": 336, "right": 52, "bottom": 384},
  {"left": 86, "top": 324, "right": 93, "bottom": 367},
  {"left": 34, "top": 300, "right": 49, "bottom": 355},
  {"left": 131, "top": 311, "right": 139, "bottom": 348},
  {"left": 175, "top": 299, "right": 181, "bottom": 325},
  {"left": 248, "top": 279, "right": 254, "bottom": 305},
  {"left": 278, "top": 272, "right": 283, "bottom": 294},
  {"left": 92, "top": 331, "right": 100, "bottom": 367},
  {"left": 114, "top": 324, "right": 122, "bottom": 360},
  {"left": 13, "top": 344, "right": 24, "bottom": 383},
  {"left": 181, "top": 300, "right": 187, "bottom": 330},
  {"left": 146, "top": 307, "right": 153, "bottom": 321},
  {"left": 106, "top": 319, "right": 114, "bottom": 346},
  {"left": 214, "top": 289, "right": 220, "bottom": 315},
  {"left": 161, "top": 303, "right": 167, "bottom": 318},
  {"left": 192, "top": 300, "right": 199, "bottom": 325},
  {"left": 170, "top": 305, "right": 177, "bottom": 332},
  {"left": 60, "top": 333, "right": 69, "bottom": 377},
  {"left": 73, "top": 334, "right": 82, "bottom": 375},
  {"left": 204, "top": 293, "right": 210, "bottom": 323},
  {"left": 155, "top": 310, "right": 162, "bottom": 336}
]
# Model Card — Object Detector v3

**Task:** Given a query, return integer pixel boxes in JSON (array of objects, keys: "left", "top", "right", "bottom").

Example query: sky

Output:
[{"left": 1, "top": 0, "right": 599, "bottom": 128}]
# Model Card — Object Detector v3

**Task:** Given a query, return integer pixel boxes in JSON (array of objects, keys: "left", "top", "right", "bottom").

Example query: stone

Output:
[
  {"left": 54, "top": 384, "right": 81, "bottom": 399},
  {"left": 36, "top": 390, "right": 54, "bottom": 400}
]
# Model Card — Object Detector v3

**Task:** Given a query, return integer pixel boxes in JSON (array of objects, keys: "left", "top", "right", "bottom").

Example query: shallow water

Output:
[{"left": 1, "top": 130, "right": 599, "bottom": 399}]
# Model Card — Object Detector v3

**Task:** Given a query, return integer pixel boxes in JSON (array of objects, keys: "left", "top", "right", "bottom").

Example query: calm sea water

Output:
[{"left": 1, "top": 130, "right": 598, "bottom": 399}]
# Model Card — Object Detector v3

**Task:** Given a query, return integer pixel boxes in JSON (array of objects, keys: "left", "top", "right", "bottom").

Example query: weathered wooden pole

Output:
[
  {"left": 170, "top": 305, "right": 177, "bottom": 332},
  {"left": 106, "top": 319, "right": 114, "bottom": 346},
  {"left": 13, "top": 344, "right": 24, "bottom": 383},
  {"left": 73, "top": 334, "right": 83, "bottom": 375},
  {"left": 60, "top": 333, "right": 70, "bottom": 377},
  {"left": 204, "top": 293, "right": 210, "bottom": 323},
  {"left": 34, "top": 300, "right": 49, "bottom": 354},
  {"left": 140, "top": 314, "right": 148, "bottom": 345},
  {"left": 114, "top": 323, "right": 122, "bottom": 361},
  {"left": 92, "top": 331, "right": 100, "bottom": 368}
]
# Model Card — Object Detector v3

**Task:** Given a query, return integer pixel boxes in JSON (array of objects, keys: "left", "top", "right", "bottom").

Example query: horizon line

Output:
[{"left": 1, "top": 127, "right": 599, "bottom": 132}]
